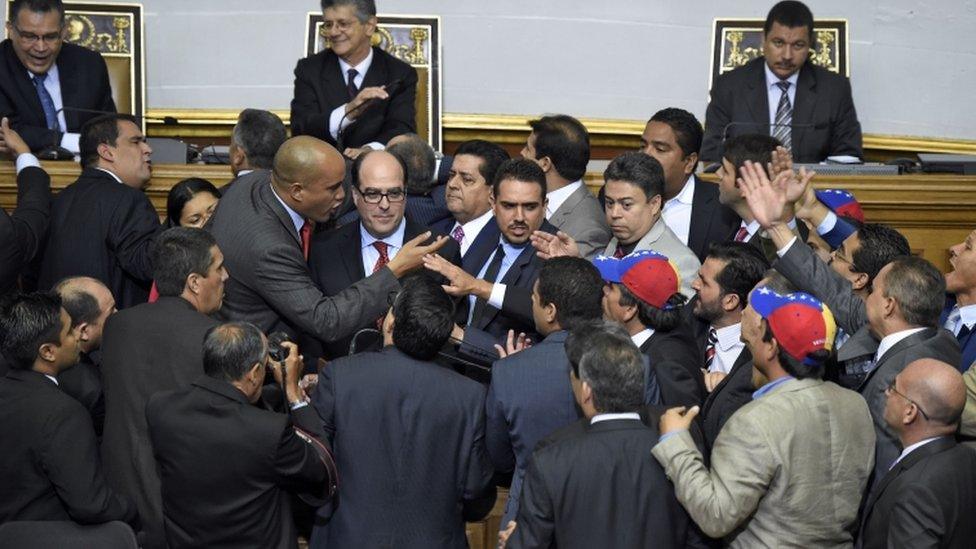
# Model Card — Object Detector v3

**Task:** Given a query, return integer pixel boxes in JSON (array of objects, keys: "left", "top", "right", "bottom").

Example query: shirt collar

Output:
[
  {"left": 752, "top": 375, "right": 795, "bottom": 400},
  {"left": 457, "top": 209, "right": 494, "bottom": 238},
  {"left": 764, "top": 62, "right": 800, "bottom": 91},
  {"left": 876, "top": 327, "right": 928, "bottom": 363},
  {"left": 94, "top": 167, "right": 124, "bottom": 184},
  {"left": 338, "top": 47, "right": 374, "bottom": 80},
  {"left": 237, "top": 169, "right": 254, "bottom": 177},
  {"left": 714, "top": 322, "right": 743, "bottom": 351},
  {"left": 44, "top": 374, "right": 59, "bottom": 386},
  {"left": 269, "top": 182, "right": 306, "bottom": 235},
  {"left": 590, "top": 412, "right": 641, "bottom": 424},
  {"left": 546, "top": 180, "right": 583, "bottom": 216},
  {"left": 740, "top": 217, "right": 797, "bottom": 236},
  {"left": 892, "top": 436, "right": 946, "bottom": 468},
  {"left": 360, "top": 218, "right": 406, "bottom": 250},
  {"left": 498, "top": 234, "right": 529, "bottom": 256},
  {"left": 631, "top": 327, "right": 655, "bottom": 349},
  {"left": 958, "top": 304, "right": 976, "bottom": 329},
  {"left": 27, "top": 63, "right": 59, "bottom": 81},
  {"left": 666, "top": 175, "right": 696, "bottom": 208}
]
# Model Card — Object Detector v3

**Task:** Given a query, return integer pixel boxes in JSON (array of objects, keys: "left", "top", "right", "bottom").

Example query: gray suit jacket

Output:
[
  {"left": 548, "top": 184, "right": 610, "bottom": 260},
  {"left": 605, "top": 218, "right": 700, "bottom": 298},
  {"left": 774, "top": 239, "right": 866, "bottom": 334},
  {"left": 652, "top": 378, "right": 875, "bottom": 548},
  {"left": 208, "top": 171, "right": 399, "bottom": 342}
]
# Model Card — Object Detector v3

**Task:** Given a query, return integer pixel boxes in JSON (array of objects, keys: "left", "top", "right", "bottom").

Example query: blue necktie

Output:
[{"left": 31, "top": 73, "right": 58, "bottom": 130}]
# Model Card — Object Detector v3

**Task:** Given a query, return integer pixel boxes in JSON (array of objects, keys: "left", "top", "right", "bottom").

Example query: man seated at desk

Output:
[
  {"left": 700, "top": 0, "right": 862, "bottom": 164},
  {"left": 0, "top": 0, "right": 116, "bottom": 154}
]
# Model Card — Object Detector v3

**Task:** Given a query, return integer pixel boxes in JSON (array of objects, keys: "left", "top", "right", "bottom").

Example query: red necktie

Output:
[
  {"left": 372, "top": 241, "right": 390, "bottom": 273},
  {"left": 300, "top": 219, "right": 312, "bottom": 260},
  {"left": 734, "top": 226, "right": 749, "bottom": 242},
  {"left": 613, "top": 246, "right": 626, "bottom": 259}
]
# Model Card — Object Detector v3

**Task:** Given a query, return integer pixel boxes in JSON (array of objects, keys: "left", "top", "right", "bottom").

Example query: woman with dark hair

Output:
[
  {"left": 148, "top": 178, "right": 221, "bottom": 301},
  {"left": 165, "top": 177, "right": 221, "bottom": 228}
]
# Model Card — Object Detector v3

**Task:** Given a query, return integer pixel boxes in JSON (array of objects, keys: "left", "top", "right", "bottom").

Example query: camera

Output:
[{"left": 268, "top": 331, "right": 291, "bottom": 363}]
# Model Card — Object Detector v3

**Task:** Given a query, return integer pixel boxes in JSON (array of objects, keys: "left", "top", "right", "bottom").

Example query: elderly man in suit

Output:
[
  {"left": 653, "top": 285, "right": 875, "bottom": 547},
  {"left": 290, "top": 0, "right": 416, "bottom": 158},
  {"left": 642, "top": 108, "right": 740, "bottom": 261},
  {"left": 941, "top": 228, "right": 976, "bottom": 371},
  {"left": 520, "top": 114, "right": 610, "bottom": 258},
  {"left": 0, "top": 118, "right": 50, "bottom": 296},
  {"left": 226, "top": 108, "right": 287, "bottom": 184},
  {"left": 311, "top": 275, "right": 495, "bottom": 548},
  {"left": 505, "top": 324, "right": 697, "bottom": 549},
  {"left": 0, "top": 291, "right": 136, "bottom": 527},
  {"left": 0, "top": 0, "right": 116, "bottom": 154},
  {"left": 37, "top": 113, "right": 160, "bottom": 308},
  {"left": 210, "top": 135, "right": 445, "bottom": 346},
  {"left": 700, "top": 1, "right": 862, "bottom": 163},
  {"left": 100, "top": 227, "right": 226, "bottom": 549},
  {"left": 859, "top": 359, "right": 976, "bottom": 549}
]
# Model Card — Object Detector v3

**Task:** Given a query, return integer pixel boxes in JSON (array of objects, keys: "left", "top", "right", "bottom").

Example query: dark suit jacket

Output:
[
  {"left": 701, "top": 349, "right": 753, "bottom": 454},
  {"left": 486, "top": 331, "right": 582, "bottom": 526},
  {"left": 859, "top": 437, "right": 976, "bottom": 549},
  {"left": 100, "top": 297, "right": 218, "bottom": 549},
  {"left": 311, "top": 346, "right": 495, "bottom": 549},
  {"left": 941, "top": 296, "right": 976, "bottom": 371},
  {"left": 307, "top": 217, "right": 460, "bottom": 358},
  {"left": 640, "top": 329, "right": 706, "bottom": 407},
  {"left": 38, "top": 168, "right": 160, "bottom": 308},
  {"left": 0, "top": 369, "right": 135, "bottom": 526},
  {"left": 57, "top": 351, "right": 104, "bottom": 438},
  {"left": 701, "top": 57, "right": 863, "bottom": 163},
  {"left": 290, "top": 47, "right": 417, "bottom": 149},
  {"left": 687, "top": 176, "right": 740, "bottom": 262},
  {"left": 405, "top": 183, "right": 453, "bottom": 229},
  {"left": 0, "top": 41, "right": 116, "bottom": 152},
  {"left": 0, "top": 165, "right": 49, "bottom": 295},
  {"left": 209, "top": 170, "right": 400, "bottom": 342},
  {"left": 432, "top": 213, "right": 503, "bottom": 277},
  {"left": 859, "top": 328, "right": 961, "bottom": 485},
  {"left": 147, "top": 376, "right": 328, "bottom": 549}
]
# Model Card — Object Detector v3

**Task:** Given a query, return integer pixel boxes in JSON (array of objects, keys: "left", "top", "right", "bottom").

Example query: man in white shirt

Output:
[{"left": 522, "top": 114, "right": 609, "bottom": 258}]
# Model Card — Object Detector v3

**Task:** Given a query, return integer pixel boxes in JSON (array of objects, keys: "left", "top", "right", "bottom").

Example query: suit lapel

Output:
[
  {"left": 857, "top": 329, "right": 934, "bottom": 392},
  {"left": 861, "top": 437, "right": 956, "bottom": 528},
  {"left": 463, "top": 219, "right": 500, "bottom": 275},
  {"left": 477, "top": 244, "right": 534, "bottom": 329},
  {"left": 688, "top": 176, "right": 712, "bottom": 251},
  {"left": 321, "top": 51, "right": 349, "bottom": 110},
  {"left": 745, "top": 59, "right": 769, "bottom": 131},
  {"left": 4, "top": 43, "right": 46, "bottom": 127},
  {"left": 339, "top": 222, "right": 366, "bottom": 283},
  {"left": 791, "top": 64, "right": 818, "bottom": 158},
  {"left": 549, "top": 185, "right": 586, "bottom": 228},
  {"left": 56, "top": 52, "right": 80, "bottom": 129},
  {"left": 346, "top": 48, "right": 388, "bottom": 144},
  {"left": 634, "top": 218, "right": 665, "bottom": 250},
  {"left": 703, "top": 349, "right": 751, "bottom": 415},
  {"left": 258, "top": 180, "right": 302, "bottom": 247}
]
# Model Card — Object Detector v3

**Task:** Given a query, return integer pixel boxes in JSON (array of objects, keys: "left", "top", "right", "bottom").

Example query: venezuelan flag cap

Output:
[
  {"left": 592, "top": 250, "right": 680, "bottom": 309},
  {"left": 749, "top": 285, "right": 837, "bottom": 365},
  {"left": 815, "top": 189, "right": 864, "bottom": 223}
]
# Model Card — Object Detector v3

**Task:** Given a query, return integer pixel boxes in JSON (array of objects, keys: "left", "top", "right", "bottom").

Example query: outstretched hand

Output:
[
  {"left": 387, "top": 232, "right": 448, "bottom": 278},
  {"left": 0, "top": 117, "right": 29, "bottom": 158},
  {"left": 494, "top": 329, "right": 532, "bottom": 358},
  {"left": 738, "top": 161, "right": 790, "bottom": 229},
  {"left": 530, "top": 230, "right": 581, "bottom": 260},
  {"left": 423, "top": 252, "right": 480, "bottom": 297}
]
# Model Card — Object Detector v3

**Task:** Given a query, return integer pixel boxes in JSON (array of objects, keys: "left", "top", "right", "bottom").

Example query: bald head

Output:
[
  {"left": 353, "top": 150, "right": 407, "bottom": 239},
  {"left": 901, "top": 358, "right": 966, "bottom": 427},
  {"left": 54, "top": 277, "right": 116, "bottom": 351},
  {"left": 270, "top": 136, "right": 347, "bottom": 223}
]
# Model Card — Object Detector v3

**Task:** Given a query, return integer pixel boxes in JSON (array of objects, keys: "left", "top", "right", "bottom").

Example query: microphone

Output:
[
  {"left": 38, "top": 106, "right": 128, "bottom": 161},
  {"left": 336, "top": 78, "right": 405, "bottom": 153}
]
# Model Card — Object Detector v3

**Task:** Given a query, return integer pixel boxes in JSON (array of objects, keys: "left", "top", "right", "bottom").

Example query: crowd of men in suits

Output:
[{"left": 1, "top": 0, "right": 976, "bottom": 547}]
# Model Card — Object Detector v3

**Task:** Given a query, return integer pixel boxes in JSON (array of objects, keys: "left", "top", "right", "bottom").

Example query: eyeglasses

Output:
[
  {"left": 355, "top": 187, "right": 406, "bottom": 204},
  {"left": 885, "top": 379, "right": 930, "bottom": 421},
  {"left": 12, "top": 25, "right": 63, "bottom": 46}
]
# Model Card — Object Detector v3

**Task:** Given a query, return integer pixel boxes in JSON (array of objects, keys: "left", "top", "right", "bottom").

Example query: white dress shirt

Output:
[
  {"left": 360, "top": 219, "right": 406, "bottom": 274},
  {"left": 44, "top": 374, "right": 59, "bottom": 386},
  {"left": 545, "top": 180, "right": 583, "bottom": 218},
  {"left": 710, "top": 323, "right": 745, "bottom": 374},
  {"left": 661, "top": 175, "right": 695, "bottom": 245},
  {"left": 631, "top": 328, "right": 655, "bottom": 349},
  {"left": 947, "top": 304, "right": 976, "bottom": 336},
  {"left": 14, "top": 152, "right": 41, "bottom": 174},
  {"left": 764, "top": 63, "right": 799, "bottom": 128},
  {"left": 875, "top": 327, "right": 927, "bottom": 363},
  {"left": 890, "top": 436, "right": 943, "bottom": 469},
  {"left": 28, "top": 65, "right": 80, "bottom": 152},
  {"left": 451, "top": 210, "right": 494, "bottom": 257},
  {"left": 328, "top": 48, "right": 383, "bottom": 151},
  {"left": 94, "top": 167, "right": 124, "bottom": 185},
  {"left": 472, "top": 238, "right": 527, "bottom": 323},
  {"left": 590, "top": 412, "right": 641, "bottom": 424}
]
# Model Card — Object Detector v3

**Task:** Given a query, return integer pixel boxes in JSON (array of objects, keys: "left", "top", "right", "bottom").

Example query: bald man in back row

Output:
[{"left": 209, "top": 135, "right": 447, "bottom": 344}]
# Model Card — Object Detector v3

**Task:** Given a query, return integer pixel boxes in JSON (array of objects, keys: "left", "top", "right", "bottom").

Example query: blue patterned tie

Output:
[{"left": 31, "top": 73, "right": 58, "bottom": 130}]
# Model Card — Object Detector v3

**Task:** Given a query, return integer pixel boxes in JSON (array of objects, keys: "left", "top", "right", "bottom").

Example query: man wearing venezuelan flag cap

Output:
[{"left": 651, "top": 285, "right": 875, "bottom": 548}]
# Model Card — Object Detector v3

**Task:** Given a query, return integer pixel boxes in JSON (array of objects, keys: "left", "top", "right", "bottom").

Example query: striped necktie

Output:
[
  {"left": 704, "top": 328, "right": 718, "bottom": 371},
  {"left": 772, "top": 81, "right": 792, "bottom": 152}
]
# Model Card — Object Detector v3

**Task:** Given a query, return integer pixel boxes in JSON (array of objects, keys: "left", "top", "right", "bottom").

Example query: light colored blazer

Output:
[
  {"left": 652, "top": 378, "right": 875, "bottom": 548},
  {"left": 960, "top": 364, "right": 976, "bottom": 450},
  {"left": 604, "top": 218, "right": 700, "bottom": 298},
  {"left": 549, "top": 184, "right": 610, "bottom": 260}
]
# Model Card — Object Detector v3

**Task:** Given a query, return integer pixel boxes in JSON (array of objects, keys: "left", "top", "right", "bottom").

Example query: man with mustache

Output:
[{"left": 700, "top": 1, "right": 862, "bottom": 164}]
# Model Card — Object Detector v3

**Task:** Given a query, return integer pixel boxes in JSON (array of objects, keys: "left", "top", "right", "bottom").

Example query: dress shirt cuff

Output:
[
  {"left": 289, "top": 400, "right": 309, "bottom": 411},
  {"left": 15, "top": 152, "right": 41, "bottom": 174},
  {"left": 488, "top": 283, "right": 507, "bottom": 309},
  {"left": 657, "top": 430, "right": 687, "bottom": 445},
  {"left": 60, "top": 132, "right": 80, "bottom": 154},
  {"left": 776, "top": 236, "right": 798, "bottom": 258},
  {"left": 364, "top": 142, "right": 385, "bottom": 151},
  {"left": 328, "top": 105, "right": 351, "bottom": 140},
  {"left": 816, "top": 211, "right": 838, "bottom": 236}
]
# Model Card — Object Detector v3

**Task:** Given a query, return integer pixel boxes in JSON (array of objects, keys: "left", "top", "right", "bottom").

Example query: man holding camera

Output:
[{"left": 147, "top": 322, "right": 334, "bottom": 549}]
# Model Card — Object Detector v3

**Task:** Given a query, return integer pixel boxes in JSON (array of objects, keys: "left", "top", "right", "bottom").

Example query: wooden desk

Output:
[{"left": 2, "top": 161, "right": 973, "bottom": 272}]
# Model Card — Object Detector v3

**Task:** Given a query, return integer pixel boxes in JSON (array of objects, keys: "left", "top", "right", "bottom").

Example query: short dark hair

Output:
[
  {"left": 762, "top": 269, "right": 797, "bottom": 294},
  {"left": 166, "top": 178, "right": 221, "bottom": 227},
  {"left": 883, "top": 256, "right": 945, "bottom": 328},
  {"left": 528, "top": 115, "right": 590, "bottom": 182},
  {"left": 79, "top": 114, "right": 140, "bottom": 169},
  {"left": 760, "top": 320, "right": 826, "bottom": 379},
  {"left": 850, "top": 223, "right": 911, "bottom": 283},
  {"left": 536, "top": 257, "right": 604, "bottom": 332},
  {"left": 603, "top": 151, "right": 665, "bottom": 200},
  {"left": 565, "top": 319, "right": 631, "bottom": 371},
  {"left": 10, "top": 0, "right": 64, "bottom": 24},
  {"left": 151, "top": 227, "right": 218, "bottom": 297},
  {"left": 722, "top": 134, "right": 781, "bottom": 171},
  {"left": 54, "top": 280, "right": 100, "bottom": 329},
  {"left": 649, "top": 108, "right": 704, "bottom": 161},
  {"left": 0, "top": 292, "right": 64, "bottom": 370},
  {"left": 391, "top": 275, "right": 455, "bottom": 360},
  {"left": 708, "top": 241, "right": 770, "bottom": 307},
  {"left": 491, "top": 158, "right": 546, "bottom": 200},
  {"left": 351, "top": 150, "right": 407, "bottom": 190},
  {"left": 576, "top": 327, "right": 645, "bottom": 414},
  {"left": 454, "top": 139, "right": 510, "bottom": 185},
  {"left": 320, "top": 0, "right": 375, "bottom": 21},
  {"left": 616, "top": 285, "right": 687, "bottom": 332},
  {"left": 764, "top": 1, "right": 815, "bottom": 40},
  {"left": 232, "top": 109, "right": 287, "bottom": 170},
  {"left": 387, "top": 134, "right": 436, "bottom": 195},
  {"left": 203, "top": 322, "right": 266, "bottom": 382}
]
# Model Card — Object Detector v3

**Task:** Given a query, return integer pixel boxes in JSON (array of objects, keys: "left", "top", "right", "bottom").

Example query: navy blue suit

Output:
[
  {"left": 405, "top": 184, "right": 452, "bottom": 229},
  {"left": 432, "top": 214, "right": 502, "bottom": 278},
  {"left": 941, "top": 296, "right": 976, "bottom": 371}
]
